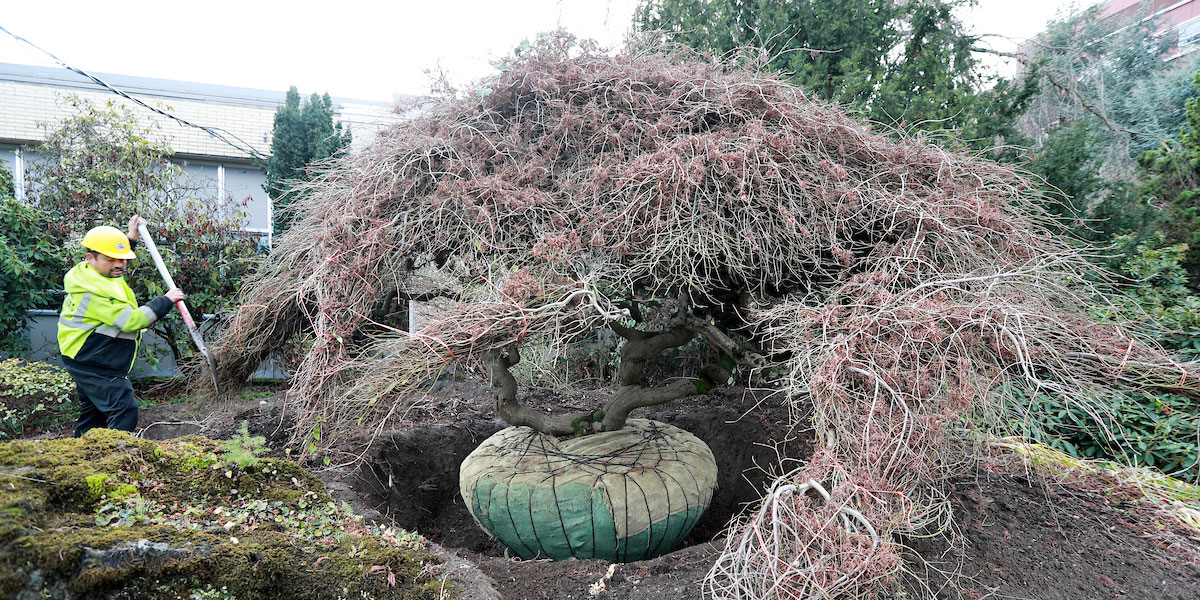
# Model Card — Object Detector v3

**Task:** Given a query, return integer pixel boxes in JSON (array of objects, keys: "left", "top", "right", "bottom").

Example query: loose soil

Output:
[{"left": 116, "top": 378, "right": 1200, "bottom": 599}]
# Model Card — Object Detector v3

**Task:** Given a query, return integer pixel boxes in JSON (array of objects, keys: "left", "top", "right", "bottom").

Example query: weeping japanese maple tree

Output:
[{"left": 214, "top": 33, "right": 1198, "bottom": 596}]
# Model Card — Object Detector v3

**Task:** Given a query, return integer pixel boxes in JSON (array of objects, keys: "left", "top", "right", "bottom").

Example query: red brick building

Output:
[{"left": 1100, "top": 0, "right": 1200, "bottom": 58}]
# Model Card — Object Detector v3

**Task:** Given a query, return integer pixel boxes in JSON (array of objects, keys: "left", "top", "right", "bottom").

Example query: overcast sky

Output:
[{"left": 1, "top": 0, "right": 1100, "bottom": 103}]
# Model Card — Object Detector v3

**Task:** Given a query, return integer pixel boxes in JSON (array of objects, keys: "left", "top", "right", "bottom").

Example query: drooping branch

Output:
[
  {"left": 684, "top": 315, "right": 766, "bottom": 371},
  {"left": 1064, "top": 353, "right": 1200, "bottom": 400}
]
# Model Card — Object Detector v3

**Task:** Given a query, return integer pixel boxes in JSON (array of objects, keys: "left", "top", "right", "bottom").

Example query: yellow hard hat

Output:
[{"left": 81, "top": 226, "right": 137, "bottom": 259}]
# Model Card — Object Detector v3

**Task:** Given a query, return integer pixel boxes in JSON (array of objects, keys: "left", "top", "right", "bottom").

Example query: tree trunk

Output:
[{"left": 487, "top": 348, "right": 606, "bottom": 436}]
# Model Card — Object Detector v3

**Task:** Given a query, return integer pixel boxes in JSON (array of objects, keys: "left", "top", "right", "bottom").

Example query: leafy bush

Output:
[
  {"left": 0, "top": 359, "right": 75, "bottom": 439},
  {"left": 1011, "top": 386, "right": 1199, "bottom": 483},
  {"left": 26, "top": 97, "right": 260, "bottom": 366},
  {"left": 1104, "top": 234, "right": 1200, "bottom": 358},
  {"left": 0, "top": 161, "right": 12, "bottom": 197},
  {"left": 996, "top": 238, "right": 1200, "bottom": 483},
  {"left": 0, "top": 188, "right": 63, "bottom": 352}
]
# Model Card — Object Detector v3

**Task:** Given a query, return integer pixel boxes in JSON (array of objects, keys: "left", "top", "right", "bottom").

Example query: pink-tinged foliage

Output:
[{"left": 213, "top": 34, "right": 1199, "bottom": 597}]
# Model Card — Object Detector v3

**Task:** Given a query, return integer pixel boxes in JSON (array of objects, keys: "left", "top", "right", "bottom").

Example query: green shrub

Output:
[
  {"left": 0, "top": 359, "right": 75, "bottom": 439},
  {"left": 1011, "top": 386, "right": 1199, "bottom": 483},
  {"left": 219, "top": 422, "right": 268, "bottom": 469},
  {"left": 1104, "top": 234, "right": 1200, "bottom": 358},
  {"left": 0, "top": 195, "right": 63, "bottom": 352}
]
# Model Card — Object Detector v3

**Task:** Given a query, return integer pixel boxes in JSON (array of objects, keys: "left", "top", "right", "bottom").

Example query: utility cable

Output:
[{"left": 0, "top": 23, "right": 270, "bottom": 161}]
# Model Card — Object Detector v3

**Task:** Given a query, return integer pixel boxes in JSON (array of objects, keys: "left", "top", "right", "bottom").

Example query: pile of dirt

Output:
[
  {"left": 460, "top": 471, "right": 1200, "bottom": 600},
  {"left": 901, "top": 470, "right": 1200, "bottom": 600},
  {"left": 130, "top": 379, "right": 1200, "bottom": 600},
  {"left": 0, "top": 428, "right": 446, "bottom": 600}
]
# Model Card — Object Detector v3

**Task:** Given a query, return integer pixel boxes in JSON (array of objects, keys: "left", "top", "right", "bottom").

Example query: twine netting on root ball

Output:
[
  {"left": 213, "top": 33, "right": 1199, "bottom": 597},
  {"left": 459, "top": 418, "right": 717, "bottom": 562}
]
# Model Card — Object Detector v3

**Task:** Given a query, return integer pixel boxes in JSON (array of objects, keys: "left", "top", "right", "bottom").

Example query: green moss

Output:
[
  {"left": 111, "top": 483, "right": 138, "bottom": 501},
  {"left": 153, "top": 439, "right": 219, "bottom": 472},
  {"left": 1, "top": 430, "right": 449, "bottom": 599},
  {"left": 85, "top": 473, "right": 111, "bottom": 500}
]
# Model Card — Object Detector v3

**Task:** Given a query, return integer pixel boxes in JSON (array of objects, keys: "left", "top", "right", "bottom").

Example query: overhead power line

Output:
[{"left": 0, "top": 23, "right": 270, "bottom": 162}]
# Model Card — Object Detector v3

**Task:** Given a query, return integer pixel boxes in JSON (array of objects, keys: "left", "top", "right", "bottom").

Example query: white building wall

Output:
[
  {"left": 0, "top": 63, "right": 406, "bottom": 377},
  {"left": 0, "top": 78, "right": 273, "bottom": 159},
  {"left": 0, "top": 63, "right": 406, "bottom": 233}
]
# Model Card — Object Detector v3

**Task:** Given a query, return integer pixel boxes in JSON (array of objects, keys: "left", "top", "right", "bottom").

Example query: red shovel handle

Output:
[{"left": 175, "top": 299, "right": 196, "bottom": 328}]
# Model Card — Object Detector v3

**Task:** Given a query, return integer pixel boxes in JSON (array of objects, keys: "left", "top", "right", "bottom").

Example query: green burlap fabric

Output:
[{"left": 460, "top": 419, "right": 717, "bottom": 561}]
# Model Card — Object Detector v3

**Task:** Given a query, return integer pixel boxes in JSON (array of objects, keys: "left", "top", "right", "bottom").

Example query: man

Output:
[{"left": 57, "top": 215, "right": 184, "bottom": 437}]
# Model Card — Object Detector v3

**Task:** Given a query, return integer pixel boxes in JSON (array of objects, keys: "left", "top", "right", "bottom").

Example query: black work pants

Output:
[{"left": 62, "top": 364, "right": 138, "bottom": 437}]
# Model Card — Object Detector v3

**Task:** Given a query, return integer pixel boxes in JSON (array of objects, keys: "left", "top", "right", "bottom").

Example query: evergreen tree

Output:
[
  {"left": 1139, "top": 69, "right": 1200, "bottom": 283},
  {"left": 634, "top": 0, "right": 1009, "bottom": 136},
  {"left": 264, "top": 87, "right": 351, "bottom": 235}
]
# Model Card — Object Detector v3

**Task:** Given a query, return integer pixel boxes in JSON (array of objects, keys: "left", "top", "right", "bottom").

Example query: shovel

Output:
[{"left": 136, "top": 223, "right": 220, "bottom": 393}]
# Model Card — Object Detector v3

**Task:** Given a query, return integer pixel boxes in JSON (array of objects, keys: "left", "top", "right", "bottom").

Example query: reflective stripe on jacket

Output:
[{"left": 57, "top": 262, "right": 171, "bottom": 375}]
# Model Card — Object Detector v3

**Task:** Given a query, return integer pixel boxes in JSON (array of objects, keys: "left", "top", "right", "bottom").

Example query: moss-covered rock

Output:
[{"left": 0, "top": 429, "right": 451, "bottom": 600}]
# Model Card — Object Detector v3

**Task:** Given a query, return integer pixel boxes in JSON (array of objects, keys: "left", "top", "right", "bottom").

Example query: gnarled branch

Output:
[
  {"left": 600, "top": 379, "right": 705, "bottom": 432},
  {"left": 616, "top": 326, "right": 694, "bottom": 385},
  {"left": 487, "top": 347, "right": 604, "bottom": 436},
  {"left": 491, "top": 311, "right": 769, "bottom": 435},
  {"left": 684, "top": 315, "right": 766, "bottom": 370}
]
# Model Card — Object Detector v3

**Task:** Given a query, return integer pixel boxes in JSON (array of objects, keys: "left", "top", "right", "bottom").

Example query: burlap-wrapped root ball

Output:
[{"left": 460, "top": 419, "right": 717, "bottom": 561}]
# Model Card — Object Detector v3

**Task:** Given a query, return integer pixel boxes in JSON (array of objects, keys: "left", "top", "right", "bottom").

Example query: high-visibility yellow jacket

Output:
[{"left": 57, "top": 262, "right": 173, "bottom": 376}]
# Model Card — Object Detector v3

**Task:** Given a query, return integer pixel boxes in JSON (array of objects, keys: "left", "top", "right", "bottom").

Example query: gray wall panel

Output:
[
  {"left": 0, "top": 145, "right": 15, "bottom": 178},
  {"left": 224, "top": 165, "right": 270, "bottom": 232},
  {"left": 179, "top": 161, "right": 221, "bottom": 199}
]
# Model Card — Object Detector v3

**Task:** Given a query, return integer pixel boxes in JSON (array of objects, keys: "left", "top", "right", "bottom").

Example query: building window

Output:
[{"left": 1179, "top": 17, "right": 1200, "bottom": 51}]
